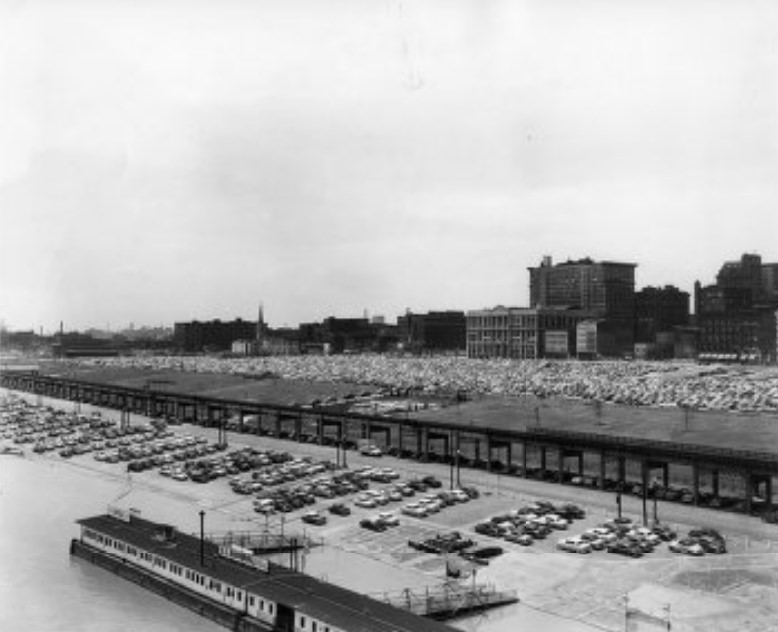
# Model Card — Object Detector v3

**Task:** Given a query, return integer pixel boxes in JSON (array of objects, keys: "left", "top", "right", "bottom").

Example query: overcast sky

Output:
[{"left": 1, "top": 0, "right": 777, "bottom": 332}]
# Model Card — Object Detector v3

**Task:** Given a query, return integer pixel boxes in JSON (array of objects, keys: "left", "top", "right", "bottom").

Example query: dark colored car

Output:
[
  {"left": 328, "top": 503, "right": 351, "bottom": 516},
  {"left": 301, "top": 512, "right": 327, "bottom": 526},
  {"left": 359, "top": 518, "right": 387, "bottom": 532},
  {"left": 422, "top": 476, "right": 443, "bottom": 489},
  {"left": 607, "top": 540, "right": 643, "bottom": 558}
]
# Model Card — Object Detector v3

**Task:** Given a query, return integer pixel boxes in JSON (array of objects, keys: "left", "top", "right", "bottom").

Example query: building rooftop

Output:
[{"left": 78, "top": 513, "right": 456, "bottom": 632}]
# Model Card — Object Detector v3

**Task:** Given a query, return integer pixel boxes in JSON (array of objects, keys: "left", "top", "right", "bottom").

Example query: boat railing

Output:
[{"left": 206, "top": 530, "right": 320, "bottom": 553}]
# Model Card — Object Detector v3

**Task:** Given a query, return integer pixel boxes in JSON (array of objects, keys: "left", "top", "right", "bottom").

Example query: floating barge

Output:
[{"left": 71, "top": 511, "right": 463, "bottom": 632}]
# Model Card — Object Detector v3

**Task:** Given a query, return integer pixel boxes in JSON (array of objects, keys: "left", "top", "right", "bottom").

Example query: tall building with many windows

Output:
[
  {"left": 527, "top": 256, "right": 637, "bottom": 356},
  {"left": 695, "top": 253, "right": 778, "bottom": 361}
]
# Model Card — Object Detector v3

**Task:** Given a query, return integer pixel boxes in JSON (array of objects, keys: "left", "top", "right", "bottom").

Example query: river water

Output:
[{"left": 0, "top": 392, "right": 596, "bottom": 632}]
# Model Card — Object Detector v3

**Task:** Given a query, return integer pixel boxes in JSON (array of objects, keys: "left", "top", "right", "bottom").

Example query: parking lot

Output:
[{"left": 5, "top": 391, "right": 778, "bottom": 631}]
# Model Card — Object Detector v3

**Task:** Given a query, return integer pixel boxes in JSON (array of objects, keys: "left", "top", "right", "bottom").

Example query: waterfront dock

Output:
[{"left": 375, "top": 582, "right": 519, "bottom": 619}]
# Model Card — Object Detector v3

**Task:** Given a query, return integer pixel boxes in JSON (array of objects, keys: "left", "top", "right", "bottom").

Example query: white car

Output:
[
  {"left": 544, "top": 515, "right": 569, "bottom": 530},
  {"left": 354, "top": 496, "right": 378, "bottom": 508},
  {"left": 668, "top": 539, "right": 705, "bottom": 556},
  {"left": 450, "top": 489, "right": 470, "bottom": 503},
  {"left": 401, "top": 503, "right": 428, "bottom": 517},
  {"left": 557, "top": 537, "right": 592, "bottom": 554},
  {"left": 586, "top": 527, "right": 616, "bottom": 541},
  {"left": 377, "top": 512, "right": 399, "bottom": 526},
  {"left": 418, "top": 498, "right": 442, "bottom": 513}
]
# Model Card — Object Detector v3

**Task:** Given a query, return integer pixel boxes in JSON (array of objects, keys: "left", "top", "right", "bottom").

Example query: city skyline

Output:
[{"left": 2, "top": 1, "right": 777, "bottom": 332}]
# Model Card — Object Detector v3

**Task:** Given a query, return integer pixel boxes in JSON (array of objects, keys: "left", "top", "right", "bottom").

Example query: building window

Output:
[{"left": 300, "top": 615, "right": 306, "bottom": 628}]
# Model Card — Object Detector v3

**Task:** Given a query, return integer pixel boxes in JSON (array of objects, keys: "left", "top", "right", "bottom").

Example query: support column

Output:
[
  {"left": 712, "top": 470, "right": 720, "bottom": 498},
  {"left": 599, "top": 450, "right": 607, "bottom": 489},
  {"left": 617, "top": 456, "right": 626, "bottom": 483},
  {"left": 540, "top": 446, "right": 547, "bottom": 473},
  {"left": 641, "top": 459, "right": 649, "bottom": 525},
  {"left": 692, "top": 463, "right": 700, "bottom": 506},
  {"left": 558, "top": 449, "right": 564, "bottom": 484},
  {"left": 486, "top": 435, "right": 493, "bottom": 472},
  {"left": 745, "top": 471, "right": 752, "bottom": 515},
  {"left": 522, "top": 442, "right": 528, "bottom": 478}
]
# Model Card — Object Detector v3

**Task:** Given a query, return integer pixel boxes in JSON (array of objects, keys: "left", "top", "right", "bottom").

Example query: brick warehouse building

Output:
[{"left": 466, "top": 306, "right": 592, "bottom": 359}]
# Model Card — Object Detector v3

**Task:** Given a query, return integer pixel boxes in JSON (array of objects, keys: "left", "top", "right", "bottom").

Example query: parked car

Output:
[
  {"left": 668, "top": 538, "right": 705, "bottom": 556},
  {"left": 360, "top": 517, "right": 387, "bottom": 532},
  {"left": 376, "top": 512, "right": 400, "bottom": 527},
  {"left": 328, "top": 503, "right": 351, "bottom": 516},
  {"left": 504, "top": 533, "right": 533, "bottom": 546},
  {"left": 354, "top": 496, "right": 378, "bottom": 509},
  {"left": 301, "top": 511, "right": 327, "bottom": 526},
  {"left": 401, "top": 503, "right": 428, "bottom": 518},
  {"left": 557, "top": 538, "right": 592, "bottom": 554},
  {"left": 607, "top": 540, "right": 643, "bottom": 558}
]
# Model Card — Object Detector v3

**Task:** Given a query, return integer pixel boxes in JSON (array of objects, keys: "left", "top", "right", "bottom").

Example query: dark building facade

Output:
[
  {"left": 528, "top": 255, "right": 637, "bottom": 356},
  {"left": 53, "top": 333, "right": 122, "bottom": 358},
  {"left": 635, "top": 285, "right": 690, "bottom": 345},
  {"left": 174, "top": 319, "right": 258, "bottom": 353},
  {"left": 694, "top": 253, "right": 778, "bottom": 361},
  {"left": 298, "top": 317, "right": 398, "bottom": 354},
  {"left": 397, "top": 311, "right": 466, "bottom": 354}
]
